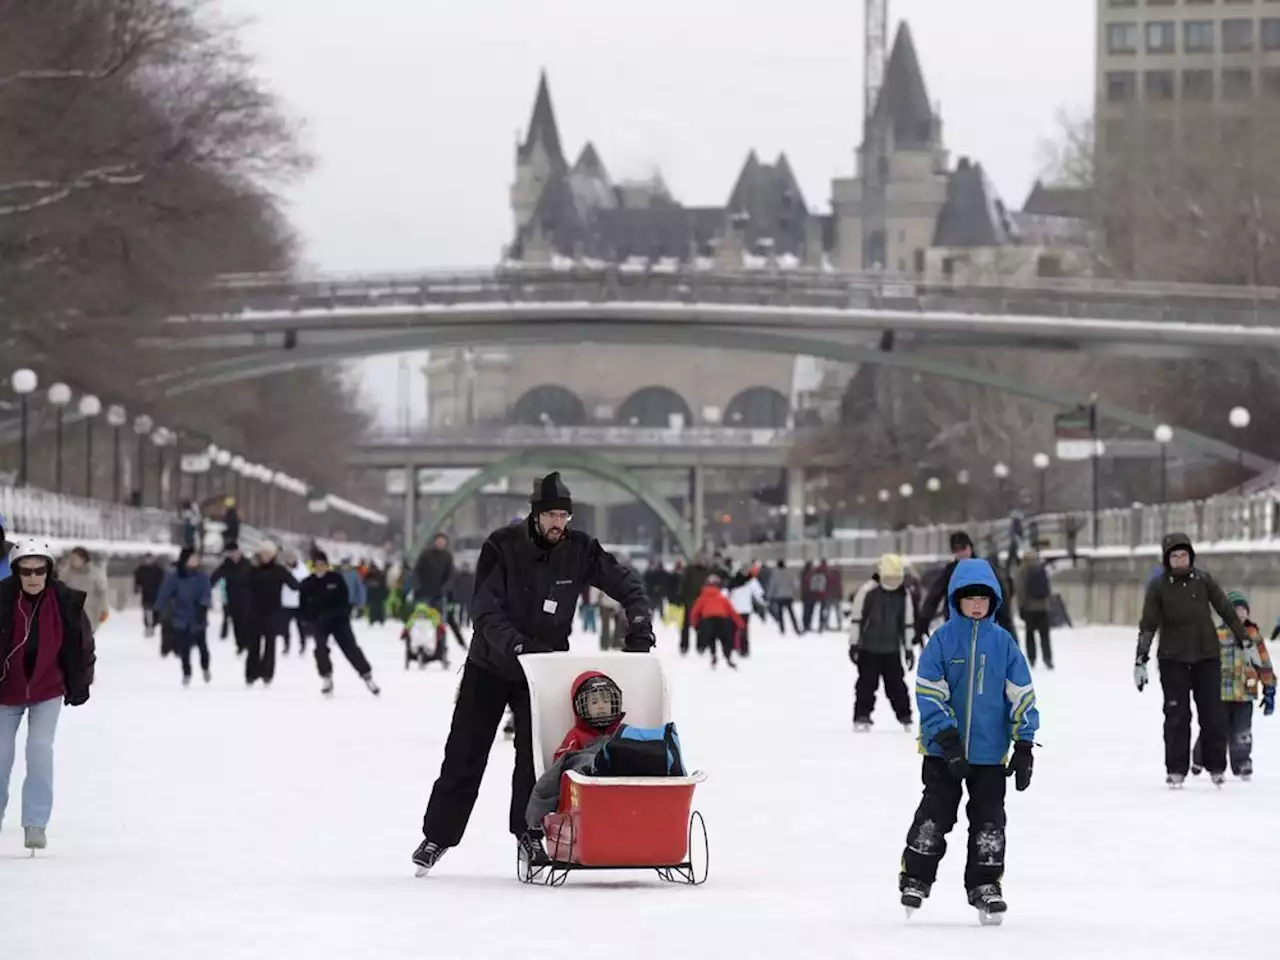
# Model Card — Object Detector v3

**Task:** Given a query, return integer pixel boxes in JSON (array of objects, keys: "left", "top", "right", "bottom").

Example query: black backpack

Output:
[
  {"left": 1024, "top": 565, "right": 1051, "bottom": 601},
  {"left": 593, "top": 723, "right": 686, "bottom": 778}
]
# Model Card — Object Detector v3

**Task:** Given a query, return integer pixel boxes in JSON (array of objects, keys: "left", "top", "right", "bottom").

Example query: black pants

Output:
[
  {"left": 738, "top": 611, "right": 751, "bottom": 657},
  {"left": 802, "top": 599, "right": 819, "bottom": 632},
  {"left": 600, "top": 609, "right": 623, "bottom": 651},
  {"left": 422, "top": 660, "right": 535, "bottom": 844},
  {"left": 901, "top": 758, "right": 1007, "bottom": 891},
  {"left": 142, "top": 603, "right": 158, "bottom": 637},
  {"left": 278, "top": 608, "right": 310, "bottom": 652},
  {"left": 245, "top": 615, "right": 279, "bottom": 684},
  {"left": 854, "top": 650, "right": 912, "bottom": 722},
  {"left": 314, "top": 618, "right": 372, "bottom": 679},
  {"left": 696, "top": 617, "right": 736, "bottom": 664},
  {"left": 176, "top": 628, "right": 210, "bottom": 679},
  {"left": 772, "top": 600, "right": 801, "bottom": 634},
  {"left": 1160, "top": 657, "right": 1226, "bottom": 776},
  {"left": 1022, "top": 612, "right": 1052, "bottom": 667},
  {"left": 680, "top": 604, "right": 694, "bottom": 653},
  {"left": 228, "top": 610, "right": 253, "bottom": 652},
  {"left": 1194, "top": 700, "right": 1254, "bottom": 775}
]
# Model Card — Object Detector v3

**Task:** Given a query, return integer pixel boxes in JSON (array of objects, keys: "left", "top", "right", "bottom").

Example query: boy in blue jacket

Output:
[{"left": 899, "top": 558, "right": 1039, "bottom": 924}]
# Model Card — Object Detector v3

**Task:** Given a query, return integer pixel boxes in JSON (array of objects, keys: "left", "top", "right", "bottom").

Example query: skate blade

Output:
[
  {"left": 977, "top": 910, "right": 1004, "bottom": 926},
  {"left": 414, "top": 865, "right": 430, "bottom": 878},
  {"left": 903, "top": 906, "right": 917, "bottom": 919}
]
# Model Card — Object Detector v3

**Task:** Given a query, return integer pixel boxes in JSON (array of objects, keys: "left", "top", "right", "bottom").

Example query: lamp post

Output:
[
  {"left": 106, "top": 405, "right": 126, "bottom": 502},
  {"left": 10, "top": 369, "right": 37, "bottom": 487},
  {"left": 993, "top": 461, "right": 1009, "bottom": 510},
  {"left": 898, "top": 482, "right": 914, "bottom": 528},
  {"left": 151, "top": 428, "right": 171, "bottom": 506},
  {"left": 1153, "top": 423, "right": 1173, "bottom": 507},
  {"left": 47, "top": 382, "right": 72, "bottom": 493},
  {"left": 1229, "top": 406, "right": 1250, "bottom": 495},
  {"left": 78, "top": 395, "right": 101, "bottom": 499},
  {"left": 1032, "top": 452, "right": 1050, "bottom": 514},
  {"left": 925, "top": 476, "right": 941, "bottom": 522},
  {"left": 133, "top": 415, "right": 154, "bottom": 505},
  {"left": 956, "top": 469, "right": 970, "bottom": 522}
]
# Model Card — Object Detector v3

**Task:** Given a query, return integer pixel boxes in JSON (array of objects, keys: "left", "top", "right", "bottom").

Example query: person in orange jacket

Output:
[{"left": 689, "top": 574, "right": 744, "bottom": 669}]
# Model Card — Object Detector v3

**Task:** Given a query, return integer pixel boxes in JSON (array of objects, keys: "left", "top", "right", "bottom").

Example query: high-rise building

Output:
[{"left": 1096, "top": 0, "right": 1280, "bottom": 157}]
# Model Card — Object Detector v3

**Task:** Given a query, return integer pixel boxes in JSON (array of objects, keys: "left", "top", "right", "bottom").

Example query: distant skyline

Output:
[{"left": 221, "top": 0, "right": 1095, "bottom": 421}]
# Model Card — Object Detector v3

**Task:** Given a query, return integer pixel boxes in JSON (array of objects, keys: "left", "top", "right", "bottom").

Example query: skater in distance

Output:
[
  {"left": 413, "top": 472, "right": 654, "bottom": 877},
  {"left": 899, "top": 559, "right": 1039, "bottom": 924},
  {"left": 1134, "top": 532, "right": 1261, "bottom": 788}
]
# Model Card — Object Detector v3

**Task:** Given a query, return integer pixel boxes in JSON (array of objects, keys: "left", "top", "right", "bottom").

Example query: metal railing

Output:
[
  {"left": 205, "top": 263, "right": 1280, "bottom": 327},
  {"left": 734, "top": 494, "right": 1280, "bottom": 566},
  {"left": 364, "top": 425, "right": 802, "bottom": 448}
]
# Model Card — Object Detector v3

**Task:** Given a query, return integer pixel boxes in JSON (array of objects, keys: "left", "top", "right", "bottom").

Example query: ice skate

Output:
[
  {"left": 1239, "top": 772, "right": 1253, "bottom": 782},
  {"left": 202, "top": 668, "right": 211, "bottom": 684},
  {"left": 1210, "top": 771, "right": 1225, "bottom": 788},
  {"left": 897, "top": 716, "right": 913, "bottom": 733},
  {"left": 853, "top": 718, "right": 873, "bottom": 733},
  {"left": 24, "top": 826, "right": 46, "bottom": 854},
  {"left": 968, "top": 883, "right": 1007, "bottom": 925},
  {"left": 363, "top": 675, "right": 381, "bottom": 697},
  {"left": 321, "top": 677, "right": 334, "bottom": 697},
  {"left": 899, "top": 877, "right": 930, "bottom": 918},
  {"left": 517, "top": 829, "right": 551, "bottom": 880},
  {"left": 1190, "top": 763, "right": 1203, "bottom": 776},
  {"left": 412, "top": 839, "right": 448, "bottom": 877},
  {"left": 182, "top": 674, "right": 191, "bottom": 687},
  {"left": 1166, "top": 773, "right": 1186, "bottom": 789}
]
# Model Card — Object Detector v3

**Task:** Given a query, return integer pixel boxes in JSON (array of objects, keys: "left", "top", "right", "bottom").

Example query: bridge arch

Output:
[
  {"left": 616, "top": 386, "right": 694, "bottom": 428},
  {"left": 510, "top": 385, "right": 587, "bottom": 426},
  {"left": 724, "top": 386, "right": 790, "bottom": 428},
  {"left": 412, "top": 448, "right": 697, "bottom": 560},
  {"left": 140, "top": 323, "right": 1277, "bottom": 472}
]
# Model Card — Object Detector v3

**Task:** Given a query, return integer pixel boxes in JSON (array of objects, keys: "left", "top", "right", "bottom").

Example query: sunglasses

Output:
[{"left": 16, "top": 566, "right": 48, "bottom": 578}]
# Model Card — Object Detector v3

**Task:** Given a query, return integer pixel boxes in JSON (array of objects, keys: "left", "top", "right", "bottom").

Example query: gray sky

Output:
[{"left": 223, "top": 0, "right": 1095, "bottom": 420}]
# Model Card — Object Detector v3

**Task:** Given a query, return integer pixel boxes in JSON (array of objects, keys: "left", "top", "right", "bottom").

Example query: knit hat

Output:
[
  {"left": 1227, "top": 590, "right": 1249, "bottom": 612},
  {"left": 877, "top": 553, "right": 905, "bottom": 587},
  {"left": 529, "top": 471, "right": 572, "bottom": 514},
  {"left": 950, "top": 531, "right": 974, "bottom": 553}
]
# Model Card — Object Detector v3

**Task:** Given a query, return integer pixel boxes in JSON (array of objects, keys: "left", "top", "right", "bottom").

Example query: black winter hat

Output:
[
  {"left": 950, "top": 531, "right": 974, "bottom": 552},
  {"left": 530, "top": 472, "right": 573, "bottom": 514}
]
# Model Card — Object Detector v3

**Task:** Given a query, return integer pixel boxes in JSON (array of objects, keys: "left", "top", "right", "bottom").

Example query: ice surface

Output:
[{"left": 2, "top": 613, "right": 1276, "bottom": 959}]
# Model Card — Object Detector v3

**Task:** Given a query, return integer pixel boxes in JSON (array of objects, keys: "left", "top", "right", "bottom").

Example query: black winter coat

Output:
[
  {"left": 248, "top": 563, "right": 300, "bottom": 619},
  {"left": 300, "top": 571, "right": 350, "bottom": 624},
  {"left": 414, "top": 547, "right": 454, "bottom": 599},
  {"left": 0, "top": 579, "right": 96, "bottom": 705},
  {"left": 211, "top": 557, "right": 252, "bottom": 613},
  {"left": 1139, "top": 532, "right": 1246, "bottom": 663},
  {"left": 469, "top": 519, "right": 650, "bottom": 681}
]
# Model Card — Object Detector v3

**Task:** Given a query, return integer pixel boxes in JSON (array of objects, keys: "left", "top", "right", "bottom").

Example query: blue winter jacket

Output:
[
  {"left": 154, "top": 567, "right": 213, "bottom": 632},
  {"left": 0, "top": 555, "right": 10, "bottom": 582},
  {"left": 916, "top": 558, "right": 1039, "bottom": 765},
  {"left": 341, "top": 567, "right": 367, "bottom": 608}
]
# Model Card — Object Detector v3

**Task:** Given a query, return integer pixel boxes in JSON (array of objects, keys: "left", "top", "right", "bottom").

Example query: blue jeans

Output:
[{"left": 0, "top": 698, "right": 63, "bottom": 829}]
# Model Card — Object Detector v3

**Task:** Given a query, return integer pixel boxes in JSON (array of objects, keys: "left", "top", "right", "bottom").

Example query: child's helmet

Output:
[{"left": 573, "top": 674, "right": 622, "bottom": 729}]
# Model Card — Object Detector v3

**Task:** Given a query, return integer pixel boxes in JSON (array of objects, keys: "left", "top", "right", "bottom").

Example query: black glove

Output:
[
  {"left": 623, "top": 617, "right": 655, "bottom": 653},
  {"left": 904, "top": 647, "right": 916, "bottom": 671},
  {"left": 933, "top": 726, "right": 970, "bottom": 781},
  {"left": 1006, "top": 740, "right": 1033, "bottom": 791},
  {"left": 912, "top": 630, "right": 927, "bottom": 648},
  {"left": 848, "top": 643, "right": 860, "bottom": 664},
  {"left": 65, "top": 690, "right": 90, "bottom": 707}
]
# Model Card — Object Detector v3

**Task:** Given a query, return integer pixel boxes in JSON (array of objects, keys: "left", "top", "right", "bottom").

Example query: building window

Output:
[
  {"left": 1108, "top": 0, "right": 1136, "bottom": 6},
  {"left": 1184, "top": 20, "right": 1214, "bottom": 52},
  {"left": 1145, "top": 0, "right": 1174, "bottom": 6},
  {"left": 1223, "top": 19, "right": 1254, "bottom": 53},
  {"left": 1107, "top": 22, "right": 1139, "bottom": 54},
  {"left": 1145, "top": 21, "right": 1175, "bottom": 52},
  {"left": 1263, "top": 19, "right": 1280, "bottom": 50},
  {"left": 1106, "top": 71, "right": 1138, "bottom": 103},
  {"left": 1223, "top": 68, "right": 1254, "bottom": 99},
  {"left": 1262, "top": 67, "right": 1280, "bottom": 97},
  {"left": 1144, "top": 70, "right": 1176, "bottom": 101},
  {"left": 1182, "top": 68, "right": 1214, "bottom": 100}
]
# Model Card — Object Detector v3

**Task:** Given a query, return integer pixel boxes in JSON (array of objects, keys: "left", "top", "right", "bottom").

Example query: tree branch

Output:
[{"left": 0, "top": 166, "right": 145, "bottom": 216}]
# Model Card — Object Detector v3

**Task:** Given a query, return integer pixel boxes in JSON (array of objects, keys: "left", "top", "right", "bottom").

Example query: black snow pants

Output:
[
  {"left": 854, "top": 650, "right": 912, "bottom": 722},
  {"left": 901, "top": 758, "right": 1007, "bottom": 892},
  {"left": 245, "top": 613, "right": 278, "bottom": 684},
  {"left": 1194, "top": 700, "right": 1254, "bottom": 776},
  {"left": 1022, "top": 612, "right": 1053, "bottom": 667},
  {"left": 422, "top": 660, "right": 536, "bottom": 845},
  {"left": 1160, "top": 657, "right": 1226, "bottom": 776},
  {"left": 313, "top": 618, "right": 372, "bottom": 679},
  {"left": 696, "top": 617, "right": 736, "bottom": 664},
  {"left": 175, "top": 628, "right": 210, "bottom": 680}
]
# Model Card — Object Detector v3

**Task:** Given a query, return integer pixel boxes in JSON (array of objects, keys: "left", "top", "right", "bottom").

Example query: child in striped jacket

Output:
[{"left": 1193, "top": 590, "right": 1275, "bottom": 780}]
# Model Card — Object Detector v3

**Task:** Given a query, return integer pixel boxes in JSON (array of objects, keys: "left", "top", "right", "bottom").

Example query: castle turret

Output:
[{"left": 511, "top": 70, "right": 567, "bottom": 235}]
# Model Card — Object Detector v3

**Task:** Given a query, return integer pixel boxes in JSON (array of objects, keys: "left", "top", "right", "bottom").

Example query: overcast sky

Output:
[{"left": 222, "top": 0, "right": 1095, "bottom": 421}]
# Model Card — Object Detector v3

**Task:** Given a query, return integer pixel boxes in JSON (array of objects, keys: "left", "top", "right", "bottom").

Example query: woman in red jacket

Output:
[
  {"left": 689, "top": 574, "right": 744, "bottom": 669},
  {"left": 0, "top": 538, "right": 96, "bottom": 854}
]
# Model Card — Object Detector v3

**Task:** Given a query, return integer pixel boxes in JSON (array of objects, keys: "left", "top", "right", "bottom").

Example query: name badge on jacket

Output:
[{"left": 543, "top": 599, "right": 558, "bottom": 614}]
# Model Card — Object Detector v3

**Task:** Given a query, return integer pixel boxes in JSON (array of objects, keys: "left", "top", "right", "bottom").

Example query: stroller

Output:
[{"left": 401, "top": 603, "right": 451, "bottom": 670}]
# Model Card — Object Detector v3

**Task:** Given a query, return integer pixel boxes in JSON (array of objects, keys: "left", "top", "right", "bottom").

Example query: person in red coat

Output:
[
  {"left": 0, "top": 538, "right": 96, "bottom": 854},
  {"left": 689, "top": 574, "right": 744, "bottom": 669}
]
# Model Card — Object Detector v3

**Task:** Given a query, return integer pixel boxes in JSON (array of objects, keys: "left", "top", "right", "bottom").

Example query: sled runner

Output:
[{"left": 516, "top": 652, "right": 709, "bottom": 887}]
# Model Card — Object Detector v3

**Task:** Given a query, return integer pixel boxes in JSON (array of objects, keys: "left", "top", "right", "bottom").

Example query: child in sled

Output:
[
  {"left": 525, "top": 671, "right": 625, "bottom": 831},
  {"left": 401, "top": 602, "right": 447, "bottom": 669}
]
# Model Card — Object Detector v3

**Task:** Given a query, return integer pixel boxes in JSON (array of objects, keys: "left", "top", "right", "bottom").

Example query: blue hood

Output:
[{"left": 946, "top": 558, "right": 1003, "bottom": 619}]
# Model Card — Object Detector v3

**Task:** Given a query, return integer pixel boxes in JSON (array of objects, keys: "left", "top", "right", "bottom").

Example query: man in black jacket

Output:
[
  {"left": 913, "top": 531, "right": 1017, "bottom": 644},
  {"left": 210, "top": 542, "right": 252, "bottom": 652},
  {"left": 413, "top": 472, "right": 653, "bottom": 877},
  {"left": 1134, "top": 531, "right": 1257, "bottom": 788}
]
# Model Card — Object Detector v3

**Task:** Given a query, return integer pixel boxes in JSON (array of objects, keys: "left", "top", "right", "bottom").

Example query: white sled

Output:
[{"left": 517, "top": 652, "right": 708, "bottom": 885}]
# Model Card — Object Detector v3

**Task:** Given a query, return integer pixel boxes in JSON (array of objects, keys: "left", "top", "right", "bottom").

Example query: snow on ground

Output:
[{"left": 2, "top": 612, "right": 1276, "bottom": 959}]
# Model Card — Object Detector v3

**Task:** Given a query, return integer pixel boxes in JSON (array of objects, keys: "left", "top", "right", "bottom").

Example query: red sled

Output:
[{"left": 516, "top": 652, "right": 709, "bottom": 887}]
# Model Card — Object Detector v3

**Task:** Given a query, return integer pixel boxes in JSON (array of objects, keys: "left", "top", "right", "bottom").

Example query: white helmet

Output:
[{"left": 9, "top": 538, "right": 54, "bottom": 567}]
